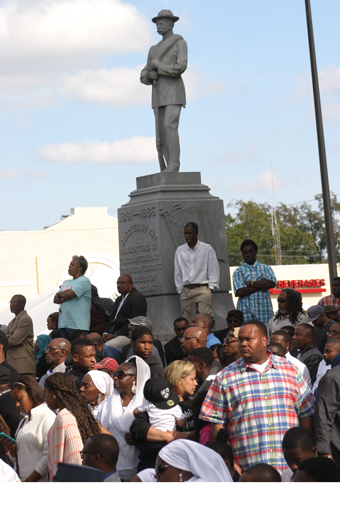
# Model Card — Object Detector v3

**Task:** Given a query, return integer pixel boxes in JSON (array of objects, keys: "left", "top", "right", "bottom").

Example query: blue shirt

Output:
[
  {"left": 102, "top": 344, "right": 123, "bottom": 364},
  {"left": 206, "top": 333, "right": 221, "bottom": 348},
  {"left": 58, "top": 275, "right": 91, "bottom": 330},
  {"left": 233, "top": 260, "right": 277, "bottom": 325}
]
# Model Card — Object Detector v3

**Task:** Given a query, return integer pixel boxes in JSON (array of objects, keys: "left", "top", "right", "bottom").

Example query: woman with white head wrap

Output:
[
  {"left": 155, "top": 439, "right": 233, "bottom": 482},
  {"left": 96, "top": 355, "right": 150, "bottom": 481},
  {"left": 79, "top": 370, "right": 114, "bottom": 419}
]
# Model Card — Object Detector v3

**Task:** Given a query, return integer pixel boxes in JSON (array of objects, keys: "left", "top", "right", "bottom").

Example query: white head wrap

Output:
[
  {"left": 87, "top": 370, "right": 114, "bottom": 399},
  {"left": 159, "top": 439, "right": 233, "bottom": 482},
  {"left": 96, "top": 355, "right": 151, "bottom": 472}
]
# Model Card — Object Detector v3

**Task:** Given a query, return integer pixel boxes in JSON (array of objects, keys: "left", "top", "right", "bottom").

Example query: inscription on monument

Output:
[{"left": 119, "top": 207, "right": 162, "bottom": 295}]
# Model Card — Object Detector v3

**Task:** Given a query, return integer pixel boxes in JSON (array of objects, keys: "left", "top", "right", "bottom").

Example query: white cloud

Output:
[
  {"left": 37, "top": 135, "right": 157, "bottom": 163},
  {"left": 221, "top": 144, "right": 257, "bottom": 164},
  {"left": 184, "top": 66, "right": 224, "bottom": 101},
  {"left": 59, "top": 66, "right": 149, "bottom": 106},
  {"left": 0, "top": 63, "right": 223, "bottom": 109},
  {"left": 0, "top": 0, "right": 153, "bottom": 72},
  {"left": 319, "top": 65, "right": 340, "bottom": 96},
  {"left": 0, "top": 169, "right": 45, "bottom": 179},
  {"left": 295, "top": 64, "right": 340, "bottom": 102},
  {"left": 249, "top": 171, "right": 286, "bottom": 191},
  {"left": 322, "top": 103, "right": 340, "bottom": 122}
]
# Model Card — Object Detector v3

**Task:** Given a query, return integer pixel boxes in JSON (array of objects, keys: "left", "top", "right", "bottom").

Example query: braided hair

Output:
[
  {"left": 206, "top": 428, "right": 234, "bottom": 467},
  {"left": 44, "top": 373, "right": 100, "bottom": 444}
]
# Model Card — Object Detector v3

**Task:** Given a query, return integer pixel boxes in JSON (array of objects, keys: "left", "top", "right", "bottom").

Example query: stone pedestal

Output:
[{"left": 118, "top": 172, "right": 234, "bottom": 342}]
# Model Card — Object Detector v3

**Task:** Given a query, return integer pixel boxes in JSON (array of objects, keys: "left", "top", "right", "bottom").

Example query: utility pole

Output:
[
  {"left": 305, "top": 0, "right": 337, "bottom": 279},
  {"left": 270, "top": 161, "right": 282, "bottom": 265}
]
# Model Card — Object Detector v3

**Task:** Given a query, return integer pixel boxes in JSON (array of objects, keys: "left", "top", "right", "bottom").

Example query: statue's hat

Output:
[{"left": 152, "top": 10, "right": 179, "bottom": 23}]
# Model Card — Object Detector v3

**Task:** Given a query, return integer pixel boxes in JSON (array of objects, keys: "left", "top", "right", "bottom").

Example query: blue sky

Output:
[{"left": 0, "top": 0, "right": 339, "bottom": 231}]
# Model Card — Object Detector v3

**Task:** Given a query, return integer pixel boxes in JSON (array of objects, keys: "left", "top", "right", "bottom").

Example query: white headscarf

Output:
[
  {"left": 159, "top": 439, "right": 233, "bottom": 482},
  {"left": 96, "top": 356, "right": 150, "bottom": 472},
  {"left": 87, "top": 370, "right": 113, "bottom": 399}
]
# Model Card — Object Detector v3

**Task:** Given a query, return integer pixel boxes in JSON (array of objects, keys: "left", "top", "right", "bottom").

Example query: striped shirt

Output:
[
  {"left": 48, "top": 408, "right": 83, "bottom": 480},
  {"left": 199, "top": 352, "right": 315, "bottom": 472},
  {"left": 233, "top": 260, "right": 277, "bottom": 324}
]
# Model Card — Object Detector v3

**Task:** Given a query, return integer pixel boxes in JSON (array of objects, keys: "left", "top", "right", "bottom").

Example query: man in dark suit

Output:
[
  {"left": 164, "top": 317, "right": 188, "bottom": 365},
  {"left": 102, "top": 275, "right": 147, "bottom": 350}
]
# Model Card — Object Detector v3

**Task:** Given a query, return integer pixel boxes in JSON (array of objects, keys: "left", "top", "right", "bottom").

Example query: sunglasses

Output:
[
  {"left": 155, "top": 463, "right": 171, "bottom": 477},
  {"left": 277, "top": 299, "right": 288, "bottom": 303},
  {"left": 114, "top": 371, "right": 135, "bottom": 380},
  {"left": 223, "top": 337, "right": 238, "bottom": 345}
]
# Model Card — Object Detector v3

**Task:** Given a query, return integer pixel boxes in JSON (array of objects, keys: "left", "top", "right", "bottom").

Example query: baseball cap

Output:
[
  {"left": 143, "top": 376, "right": 179, "bottom": 410},
  {"left": 227, "top": 310, "right": 243, "bottom": 322},
  {"left": 128, "top": 316, "right": 152, "bottom": 329},
  {"left": 307, "top": 305, "right": 325, "bottom": 322},
  {"left": 96, "top": 357, "right": 119, "bottom": 372}
]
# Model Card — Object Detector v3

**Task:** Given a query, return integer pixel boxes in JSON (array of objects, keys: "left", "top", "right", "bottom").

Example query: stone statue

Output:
[{"left": 140, "top": 10, "right": 187, "bottom": 172}]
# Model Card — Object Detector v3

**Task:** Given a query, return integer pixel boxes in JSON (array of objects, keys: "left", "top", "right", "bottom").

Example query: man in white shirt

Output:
[
  {"left": 174, "top": 222, "right": 219, "bottom": 324},
  {"left": 312, "top": 336, "right": 340, "bottom": 393},
  {"left": 39, "top": 338, "right": 71, "bottom": 388},
  {"left": 271, "top": 329, "right": 312, "bottom": 388}
]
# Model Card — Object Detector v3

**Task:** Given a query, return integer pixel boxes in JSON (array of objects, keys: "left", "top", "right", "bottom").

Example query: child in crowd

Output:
[{"left": 133, "top": 376, "right": 186, "bottom": 432}]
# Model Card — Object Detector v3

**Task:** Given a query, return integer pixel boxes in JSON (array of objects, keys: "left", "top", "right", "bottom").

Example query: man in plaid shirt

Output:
[
  {"left": 233, "top": 240, "right": 277, "bottom": 325},
  {"left": 318, "top": 277, "right": 340, "bottom": 310},
  {"left": 199, "top": 320, "right": 315, "bottom": 473}
]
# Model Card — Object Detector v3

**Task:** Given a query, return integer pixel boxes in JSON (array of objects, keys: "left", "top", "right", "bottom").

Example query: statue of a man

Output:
[{"left": 140, "top": 10, "right": 187, "bottom": 172}]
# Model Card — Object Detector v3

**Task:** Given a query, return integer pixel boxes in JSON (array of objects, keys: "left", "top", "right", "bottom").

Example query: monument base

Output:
[{"left": 118, "top": 171, "right": 235, "bottom": 342}]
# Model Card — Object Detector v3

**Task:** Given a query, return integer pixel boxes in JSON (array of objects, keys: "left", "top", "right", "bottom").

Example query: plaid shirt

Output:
[
  {"left": 199, "top": 352, "right": 315, "bottom": 472},
  {"left": 233, "top": 260, "right": 277, "bottom": 324},
  {"left": 318, "top": 295, "right": 340, "bottom": 309}
]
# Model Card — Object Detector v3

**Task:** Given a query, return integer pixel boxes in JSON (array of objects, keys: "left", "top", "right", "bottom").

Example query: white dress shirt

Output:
[
  {"left": 286, "top": 352, "right": 312, "bottom": 389},
  {"left": 312, "top": 359, "right": 331, "bottom": 393},
  {"left": 174, "top": 239, "right": 220, "bottom": 293}
]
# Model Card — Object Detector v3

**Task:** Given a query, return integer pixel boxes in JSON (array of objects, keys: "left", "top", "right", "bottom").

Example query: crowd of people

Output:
[{"left": 1, "top": 230, "right": 340, "bottom": 483}]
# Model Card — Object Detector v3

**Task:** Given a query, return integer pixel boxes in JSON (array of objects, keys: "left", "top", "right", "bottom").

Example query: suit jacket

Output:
[
  {"left": 140, "top": 34, "right": 187, "bottom": 108},
  {"left": 164, "top": 336, "right": 185, "bottom": 365},
  {"left": 107, "top": 288, "right": 147, "bottom": 337},
  {"left": 6, "top": 310, "right": 36, "bottom": 375}
]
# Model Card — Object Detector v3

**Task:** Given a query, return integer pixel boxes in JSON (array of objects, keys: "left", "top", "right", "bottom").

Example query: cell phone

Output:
[{"left": 0, "top": 432, "right": 16, "bottom": 443}]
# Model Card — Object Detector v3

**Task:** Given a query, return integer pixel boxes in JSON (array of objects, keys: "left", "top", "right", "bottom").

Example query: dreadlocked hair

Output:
[
  {"left": 274, "top": 287, "right": 305, "bottom": 325},
  {"left": 44, "top": 373, "right": 100, "bottom": 444}
]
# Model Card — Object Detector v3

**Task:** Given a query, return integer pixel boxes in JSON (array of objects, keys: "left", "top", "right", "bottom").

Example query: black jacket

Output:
[
  {"left": 298, "top": 344, "right": 323, "bottom": 385},
  {"left": 315, "top": 365, "right": 340, "bottom": 462},
  {"left": 107, "top": 288, "right": 147, "bottom": 337},
  {"left": 164, "top": 336, "right": 185, "bottom": 365}
]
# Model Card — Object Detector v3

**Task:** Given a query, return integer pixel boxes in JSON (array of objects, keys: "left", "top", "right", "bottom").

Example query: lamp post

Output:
[{"left": 304, "top": 0, "right": 337, "bottom": 280}]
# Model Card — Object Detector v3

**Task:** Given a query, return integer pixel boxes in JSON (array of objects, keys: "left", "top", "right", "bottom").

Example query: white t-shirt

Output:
[
  {"left": 281, "top": 467, "right": 294, "bottom": 482},
  {"left": 138, "top": 401, "right": 185, "bottom": 432}
]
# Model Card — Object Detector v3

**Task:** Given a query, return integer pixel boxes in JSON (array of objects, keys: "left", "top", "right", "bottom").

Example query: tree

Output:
[{"left": 226, "top": 193, "right": 340, "bottom": 266}]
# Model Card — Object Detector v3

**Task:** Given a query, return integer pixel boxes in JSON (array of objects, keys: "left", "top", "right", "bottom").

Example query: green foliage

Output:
[{"left": 226, "top": 193, "right": 340, "bottom": 266}]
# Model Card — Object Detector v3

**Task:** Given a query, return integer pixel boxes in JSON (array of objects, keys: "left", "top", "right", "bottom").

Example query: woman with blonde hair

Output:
[{"left": 130, "top": 359, "right": 198, "bottom": 472}]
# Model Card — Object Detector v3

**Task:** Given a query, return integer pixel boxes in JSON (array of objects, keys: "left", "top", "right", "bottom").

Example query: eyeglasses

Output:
[
  {"left": 277, "top": 299, "right": 288, "bottom": 303},
  {"left": 327, "top": 330, "right": 340, "bottom": 337},
  {"left": 181, "top": 336, "right": 199, "bottom": 342},
  {"left": 155, "top": 463, "right": 171, "bottom": 477},
  {"left": 114, "top": 371, "right": 136, "bottom": 380},
  {"left": 223, "top": 337, "right": 238, "bottom": 345},
  {"left": 45, "top": 347, "right": 61, "bottom": 352}
]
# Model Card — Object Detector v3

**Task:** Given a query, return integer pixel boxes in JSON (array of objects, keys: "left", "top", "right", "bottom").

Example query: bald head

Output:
[
  {"left": 191, "top": 314, "right": 213, "bottom": 334},
  {"left": 45, "top": 337, "right": 71, "bottom": 367},
  {"left": 180, "top": 327, "right": 207, "bottom": 355}
]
